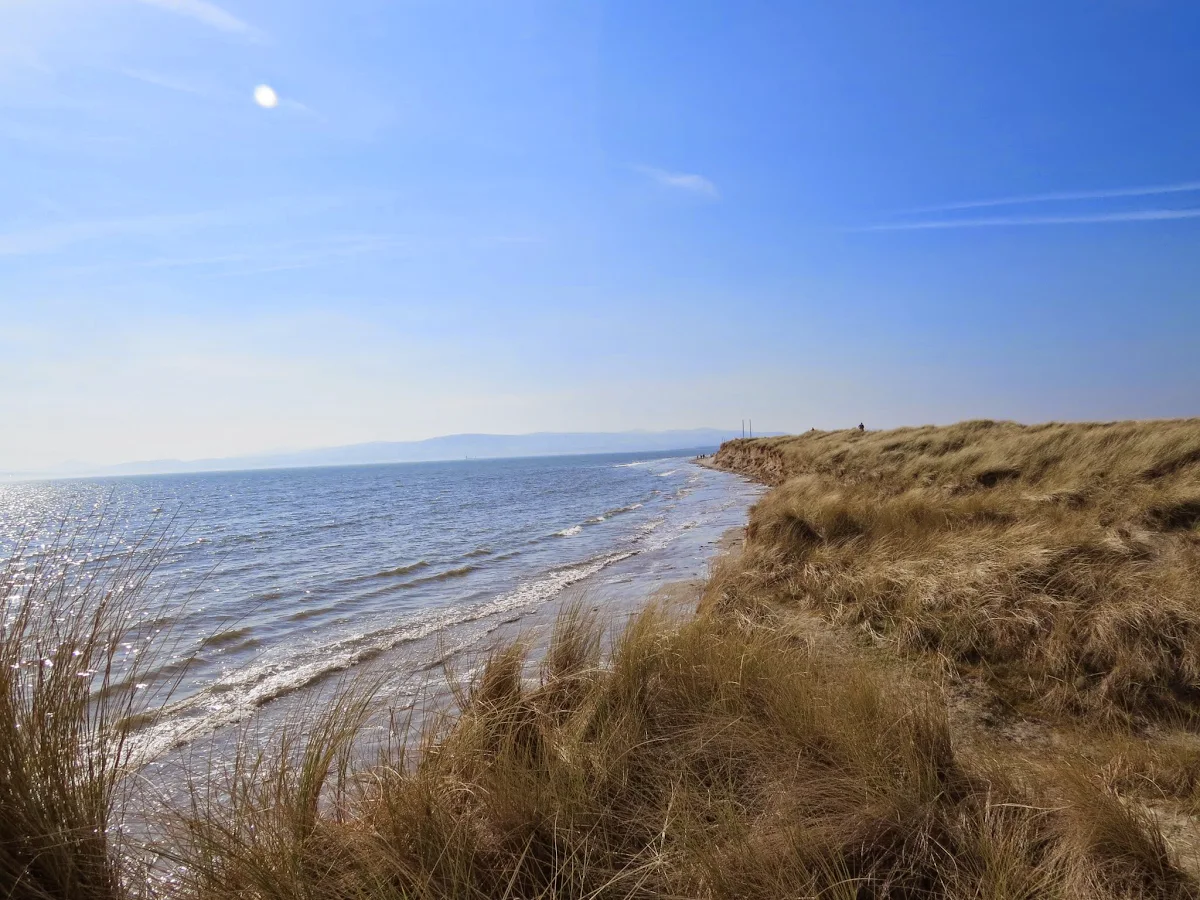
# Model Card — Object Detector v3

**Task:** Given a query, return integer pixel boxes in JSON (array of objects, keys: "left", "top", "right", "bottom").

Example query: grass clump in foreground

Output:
[
  {"left": 165, "top": 604, "right": 1197, "bottom": 899},
  {"left": 2, "top": 597, "right": 1195, "bottom": 898},
  {"left": 0, "top": 527, "right": 176, "bottom": 899}
]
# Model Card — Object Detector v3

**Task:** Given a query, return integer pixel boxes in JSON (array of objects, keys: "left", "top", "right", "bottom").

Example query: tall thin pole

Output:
[
  {"left": 742, "top": 419, "right": 745, "bottom": 438},
  {"left": 749, "top": 419, "right": 752, "bottom": 438}
]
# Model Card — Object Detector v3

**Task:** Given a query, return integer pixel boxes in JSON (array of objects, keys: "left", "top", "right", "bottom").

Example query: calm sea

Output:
[{"left": 0, "top": 450, "right": 760, "bottom": 757}]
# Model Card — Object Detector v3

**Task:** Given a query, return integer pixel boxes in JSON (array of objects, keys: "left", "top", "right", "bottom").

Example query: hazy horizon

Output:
[
  {"left": 3, "top": 1, "right": 1199, "bottom": 471},
  {"left": 3, "top": 427, "right": 768, "bottom": 477}
]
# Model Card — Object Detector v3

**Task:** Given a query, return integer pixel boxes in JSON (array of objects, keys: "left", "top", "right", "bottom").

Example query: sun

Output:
[{"left": 253, "top": 84, "right": 279, "bottom": 109}]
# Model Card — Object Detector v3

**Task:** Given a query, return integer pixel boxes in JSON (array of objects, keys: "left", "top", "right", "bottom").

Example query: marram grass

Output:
[{"left": 5, "top": 418, "right": 1200, "bottom": 898}]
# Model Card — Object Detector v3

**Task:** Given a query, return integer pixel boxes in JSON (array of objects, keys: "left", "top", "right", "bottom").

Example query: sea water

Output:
[{"left": 0, "top": 451, "right": 761, "bottom": 758}]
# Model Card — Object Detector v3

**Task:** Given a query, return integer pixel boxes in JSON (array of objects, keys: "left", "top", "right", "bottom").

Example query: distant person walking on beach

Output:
[{"left": 858, "top": 423, "right": 865, "bottom": 432}]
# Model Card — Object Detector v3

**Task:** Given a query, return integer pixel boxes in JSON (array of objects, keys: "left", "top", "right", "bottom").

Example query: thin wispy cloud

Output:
[
  {"left": 906, "top": 179, "right": 1200, "bottom": 214},
  {"left": 118, "top": 68, "right": 210, "bottom": 97},
  {"left": 0, "top": 119, "right": 105, "bottom": 148},
  {"left": 0, "top": 211, "right": 220, "bottom": 256},
  {"left": 0, "top": 196, "right": 346, "bottom": 256},
  {"left": 148, "top": 235, "right": 412, "bottom": 276},
  {"left": 132, "top": 0, "right": 261, "bottom": 39},
  {"left": 859, "top": 207, "right": 1200, "bottom": 232},
  {"left": 0, "top": 46, "right": 53, "bottom": 75},
  {"left": 280, "top": 97, "right": 323, "bottom": 121},
  {"left": 635, "top": 165, "right": 719, "bottom": 199}
]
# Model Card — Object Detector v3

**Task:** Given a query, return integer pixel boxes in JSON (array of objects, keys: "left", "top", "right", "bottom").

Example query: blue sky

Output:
[{"left": 2, "top": 0, "right": 1199, "bottom": 469}]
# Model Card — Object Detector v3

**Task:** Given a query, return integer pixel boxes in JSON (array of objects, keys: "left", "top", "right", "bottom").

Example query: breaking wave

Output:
[
  {"left": 607, "top": 502, "right": 643, "bottom": 516},
  {"left": 406, "top": 564, "right": 479, "bottom": 585},
  {"left": 124, "top": 548, "right": 641, "bottom": 765},
  {"left": 200, "top": 627, "right": 256, "bottom": 649},
  {"left": 370, "top": 561, "right": 430, "bottom": 578},
  {"left": 288, "top": 605, "right": 337, "bottom": 622}
]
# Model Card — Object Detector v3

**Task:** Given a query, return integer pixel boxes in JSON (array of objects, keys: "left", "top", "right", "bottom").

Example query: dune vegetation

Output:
[
  {"left": 709, "top": 419, "right": 1200, "bottom": 725},
  {"left": 4, "top": 418, "right": 1200, "bottom": 898},
  {"left": 707, "top": 420, "right": 1200, "bottom": 867}
]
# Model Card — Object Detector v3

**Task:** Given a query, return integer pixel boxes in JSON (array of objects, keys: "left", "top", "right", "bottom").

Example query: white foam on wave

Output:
[
  {"left": 124, "top": 548, "right": 641, "bottom": 765},
  {"left": 586, "top": 501, "right": 643, "bottom": 525},
  {"left": 608, "top": 502, "right": 643, "bottom": 514},
  {"left": 636, "top": 514, "right": 705, "bottom": 553},
  {"left": 125, "top": 459, "right": 759, "bottom": 766}
]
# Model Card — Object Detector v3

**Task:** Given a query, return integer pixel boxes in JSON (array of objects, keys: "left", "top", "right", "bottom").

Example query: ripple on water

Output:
[
  {"left": 369, "top": 561, "right": 430, "bottom": 579},
  {"left": 4, "top": 452, "right": 761, "bottom": 764}
]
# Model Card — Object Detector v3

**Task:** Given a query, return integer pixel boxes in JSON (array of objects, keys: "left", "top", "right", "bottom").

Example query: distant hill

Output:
[{"left": 34, "top": 429, "right": 779, "bottom": 479}]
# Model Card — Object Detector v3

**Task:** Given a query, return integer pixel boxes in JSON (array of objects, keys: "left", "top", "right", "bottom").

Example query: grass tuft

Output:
[
  {"left": 0, "top": 522, "right": 179, "bottom": 900},
  {"left": 160, "top": 604, "right": 1198, "bottom": 899}
]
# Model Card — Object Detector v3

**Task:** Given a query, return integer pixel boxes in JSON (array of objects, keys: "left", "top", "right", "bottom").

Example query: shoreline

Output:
[
  {"left": 374, "top": 468, "right": 756, "bottom": 744},
  {"left": 135, "top": 458, "right": 759, "bottom": 767},
  {"left": 635, "top": 522, "right": 744, "bottom": 611},
  {"left": 431, "top": 459, "right": 756, "bottom": 665},
  {"left": 361, "top": 518, "right": 752, "bottom": 763},
  {"left": 378, "top": 498, "right": 752, "bottom": 733}
]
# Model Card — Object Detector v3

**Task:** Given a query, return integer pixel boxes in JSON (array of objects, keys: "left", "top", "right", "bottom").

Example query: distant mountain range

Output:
[{"left": 14, "top": 429, "right": 776, "bottom": 480}]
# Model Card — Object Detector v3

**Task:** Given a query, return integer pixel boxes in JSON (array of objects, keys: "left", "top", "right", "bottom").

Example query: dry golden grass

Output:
[
  {"left": 165, "top": 604, "right": 1196, "bottom": 899},
  {"left": 8, "top": 420, "right": 1200, "bottom": 900},
  {"left": 0, "top": 526, "right": 179, "bottom": 900},
  {"left": 5, "top": 581, "right": 1195, "bottom": 898},
  {"left": 709, "top": 419, "right": 1200, "bottom": 726}
]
